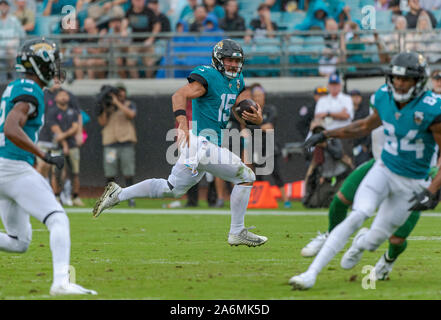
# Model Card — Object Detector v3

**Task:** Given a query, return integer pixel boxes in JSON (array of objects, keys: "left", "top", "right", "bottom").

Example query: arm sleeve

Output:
[{"left": 187, "top": 72, "right": 208, "bottom": 90}]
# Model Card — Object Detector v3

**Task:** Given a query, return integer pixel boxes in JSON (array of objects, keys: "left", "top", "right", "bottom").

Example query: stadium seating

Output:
[{"left": 30, "top": 15, "right": 61, "bottom": 36}]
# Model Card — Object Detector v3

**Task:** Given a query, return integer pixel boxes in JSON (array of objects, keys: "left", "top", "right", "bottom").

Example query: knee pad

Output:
[
  {"left": 238, "top": 166, "right": 256, "bottom": 184},
  {"left": 362, "top": 228, "right": 389, "bottom": 251},
  {"left": 14, "top": 238, "right": 30, "bottom": 253}
]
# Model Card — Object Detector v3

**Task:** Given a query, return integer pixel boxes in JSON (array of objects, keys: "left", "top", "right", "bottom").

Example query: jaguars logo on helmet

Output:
[
  {"left": 15, "top": 38, "right": 60, "bottom": 86},
  {"left": 385, "top": 51, "right": 430, "bottom": 103},
  {"left": 212, "top": 39, "right": 244, "bottom": 79}
]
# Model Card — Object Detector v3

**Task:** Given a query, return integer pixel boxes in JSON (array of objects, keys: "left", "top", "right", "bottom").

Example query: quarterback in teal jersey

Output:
[
  {"left": 0, "top": 39, "right": 96, "bottom": 295},
  {"left": 290, "top": 51, "right": 441, "bottom": 290},
  {"left": 94, "top": 39, "right": 268, "bottom": 247}
]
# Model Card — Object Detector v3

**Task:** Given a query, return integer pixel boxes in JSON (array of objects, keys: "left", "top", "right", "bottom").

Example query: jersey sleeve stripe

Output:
[
  {"left": 12, "top": 94, "right": 39, "bottom": 108},
  {"left": 187, "top": 73, "right": 208, "bottom": 90}
]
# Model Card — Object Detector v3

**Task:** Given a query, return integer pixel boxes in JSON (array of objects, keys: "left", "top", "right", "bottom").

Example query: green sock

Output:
[
  {"left": 328, "top": 195, "right": 349, "bottom": 232},
  {"left": 387, "top": 240, "right": 408, "bottom": 261}
]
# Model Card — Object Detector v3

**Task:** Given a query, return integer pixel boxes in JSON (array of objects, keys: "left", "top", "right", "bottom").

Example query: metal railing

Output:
[{"left": 1, "top": 29, "right": 441, "bottom": 81}]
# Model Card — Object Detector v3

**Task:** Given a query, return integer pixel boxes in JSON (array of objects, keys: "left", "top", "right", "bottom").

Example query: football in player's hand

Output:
[{"left": 235, "top": 99, "right": 258, "bottom": 125}]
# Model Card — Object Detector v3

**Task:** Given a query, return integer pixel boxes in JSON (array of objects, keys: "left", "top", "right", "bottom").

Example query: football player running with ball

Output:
[
  {"left": 290, "top": 51, "right": 441, "bottom": 290},
  {"left": 94, "top": 39, "right": 268, "bottom": 247},
  {"left": 0, "top": 39, "right": 96, "bottom": 295}
]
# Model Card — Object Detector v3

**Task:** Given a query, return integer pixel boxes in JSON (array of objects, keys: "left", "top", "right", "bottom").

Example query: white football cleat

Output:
[
  {"left": 50, "top": 282, "right": 97, "bottom": 296},
  {"left": 93, "top": 182, "right": 122, "bottom": 218},
  {"left": 289, "top": 271, "right": 316, "bottom": 290},
  {"left": 340, "top": 227, "right": 369, "bottom": 269},
  {"left": 228, "top": 227, "right": 268, "bottom": 247},
  {"left": 301, "top": 231, "right": 328, "bottom": 257},
  {"left": 374, "top": 253, "right": 395, "bottom": 280}
]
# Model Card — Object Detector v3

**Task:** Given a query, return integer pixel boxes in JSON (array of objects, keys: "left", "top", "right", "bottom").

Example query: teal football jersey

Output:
[
  {"left": 371, "top": 84, "right": 441, "bottom": 179},
  {"left": 188, "top": 65, "right": 245, "bottom": 146},
  {"left": 0, "top": 78, "right": 45, "bottom": 165}
]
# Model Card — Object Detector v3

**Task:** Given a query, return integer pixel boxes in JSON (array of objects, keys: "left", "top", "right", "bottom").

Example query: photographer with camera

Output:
[{"left": 97, "top": 83, "right": 137, "bottom": 207}]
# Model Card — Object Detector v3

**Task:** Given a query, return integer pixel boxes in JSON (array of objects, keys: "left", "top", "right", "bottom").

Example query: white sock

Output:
[
  {"left": 46, "top": 213, "right": 71, "bottom": 286},
  {"left": 118, "top": 179, "right": 171, "bottom": 201},
  {"left": 308, "top": 211, "right": 366, "bottom": 275},
  {"left": 229, "top": 184, "right": 252, "bottom": 235}
]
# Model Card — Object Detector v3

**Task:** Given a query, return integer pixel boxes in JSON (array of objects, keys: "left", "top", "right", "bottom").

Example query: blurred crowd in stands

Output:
[{"left": 2, "top": 0, "right": 441, "bottom": 80}]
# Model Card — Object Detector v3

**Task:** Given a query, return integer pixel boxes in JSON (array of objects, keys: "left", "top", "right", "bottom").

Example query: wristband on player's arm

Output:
[{"left": 174, "top": 109, "right": 186, "bottom": 118}]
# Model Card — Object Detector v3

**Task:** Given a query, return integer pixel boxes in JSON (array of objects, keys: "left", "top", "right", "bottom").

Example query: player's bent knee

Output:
[
  {"left": 14, "top": 239, "right": 30, "bottom": 253},
  {"left": 45, "top": 211, "right": 69, "bottom": 231},
  {"left": 237, "top": 166, "right": 256, "bottom": 184}
]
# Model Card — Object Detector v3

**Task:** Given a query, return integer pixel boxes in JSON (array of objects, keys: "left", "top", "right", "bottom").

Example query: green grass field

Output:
[{"left": 1, "top": 198, "right": 441, "bottom": 300}]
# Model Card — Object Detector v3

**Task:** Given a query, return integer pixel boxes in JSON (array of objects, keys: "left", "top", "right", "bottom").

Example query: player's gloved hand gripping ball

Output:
[{"left": 235, "top": 99, "right": 259, "bottom": 125}]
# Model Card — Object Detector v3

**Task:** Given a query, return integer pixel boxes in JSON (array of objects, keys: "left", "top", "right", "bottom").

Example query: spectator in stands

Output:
[
  {"left": 42, "top": 0, "right": 77, "bottom": 16},
  {"left": 431, "top": 70, "right": 441, "bottom": 96},
  {"left": 294, "top": 0, "right": 329, "bottom": 31},
  {"left": 389, "top": 0, "right": 403, "bottom": 23},
  {"left": 296, "top": 86, "right": 328, "bottom": 142},
  {"left": 103, "top": 6, "right": 131, "bottom": 78},
  {"left": 74, "top": 17, "right": 107, "bottom": 79},
  {"left": 0, "top": 0, "right": 24, "bottom": 81},
  {"left": 349, "top": 89, "right": 371, "bottom": 167},
  {"left": 264, "top": 0, "right": 304, "bottom": 12},
  {"left": 147, "top": 0, "right": 171, "bottom": 33},
  {"left": 419, "top": 0, "right": 441, "bottom": 10},
  {"left": 126, "top": 0, "right": 161, "bottom": 78},
  {"left": 319, "top": 18, "right": 340, "bottom": 77},
  {"left": 189, "top": 4, "right": 208, "bottom": 32},
  {"left": 203, "top": 0, "right": 224, "bottom": 20},
  {"left": 179, "top": 0, "right": 198, "bottom": 24},
  {"left": 406, "top": 0, "right": 437, "bottom": 29},
  {"left": 375, "top": 0, "right": 390, "bottom": 10},
  {"left": 13, "top": 0, "right": 35, "bottom": 33},
  {"left": 331, "top": 2, "right": 351, "bottom": 30},
  {"left": 375, "top": 15, "right": 408, "bottom": 63},
  {"left": 340, "top": 21, "right": 371, "bottom": 65},
  {"left": 97, "top": 83, "right": 137, "bottom": 207},
  {"left": 219, "top": 0, "right": 246, "bottom": 34},
  {"left": 245, "top": 3, "right": 278, "bottom": 42},
  {"left": 406, "top": 11, "right": 441, "bottom": 63},
  {"left": 47, "top": 89, "right": 84, "bottom": 206}
]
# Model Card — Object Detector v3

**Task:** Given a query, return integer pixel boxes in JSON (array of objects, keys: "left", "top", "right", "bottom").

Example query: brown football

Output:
[{"left": 235, "top": 99, "right": 257, "bottom": 124}]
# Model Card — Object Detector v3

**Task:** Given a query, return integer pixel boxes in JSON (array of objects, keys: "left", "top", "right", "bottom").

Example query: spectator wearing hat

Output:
[
  {"left": 349, "top": 89, "right": 372, "bottom": 166},
  {"left": 97, "top": 83, "right": 137, "bottom": 207},
  {"left": 314, "top": 74, "right": 354, "bottom": 131},
  {"left": 431, "top": 70, "right": 441, "bottom": 97},
  {"left": 296, "top": 86, "right": 328, "bottom": 141},
  {"left": 314, "top": 74, "right": 354, "bottom": 161},
  {"left": 0, "top": 0, "right": 24, "bottom": 81},
  {"left": 13, "top": 0, "right": 35, "bottom": 33}
]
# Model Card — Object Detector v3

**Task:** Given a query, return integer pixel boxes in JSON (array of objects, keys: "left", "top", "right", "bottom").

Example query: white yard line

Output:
[{"left": 64, "top": 208, "right": 441, "bottom": 217}]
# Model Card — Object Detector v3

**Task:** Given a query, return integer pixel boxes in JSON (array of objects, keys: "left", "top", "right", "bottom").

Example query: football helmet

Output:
[
  {"left": 385, "top": 51, "right": 430, "bottom": 103},
  {"left": 15, "top": 38, "right": 61, "bottom": 86},
  {"left": 212, "top": 39, "right": 244, "bottom": 79}
]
